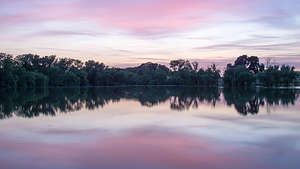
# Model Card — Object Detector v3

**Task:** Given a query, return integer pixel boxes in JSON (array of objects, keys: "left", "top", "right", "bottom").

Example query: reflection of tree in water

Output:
[
  {"left": 0, "top": 87, "right": 299, "bottom": 119},
  {"left": 0, "top": 87, "right": 221, "bottom": 119},
  {"left": 169, "top": 88, "right": 221, "bottom": 111},
  {"left": 85, "top": 87, "right": 171, "bottom": 109},
  {"left": 223, "top": 88, "right": 299, "bottom": 116},
  {"left": 0, "top": 89, "right": 43, "bottom": 119},
  {"left": 0, "top": 88, "right": 86, "bottom": 119}
]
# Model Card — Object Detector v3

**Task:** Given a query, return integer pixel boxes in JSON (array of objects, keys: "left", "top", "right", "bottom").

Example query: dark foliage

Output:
[
  {"left": 0, "top": 53, "right": 296, "bottom": 88},
  {"left": 0, "top": 53, "right": 221, "bottom": 88},
  {"left": 224, "top": 55, "right": 297, "bottom": 87}
]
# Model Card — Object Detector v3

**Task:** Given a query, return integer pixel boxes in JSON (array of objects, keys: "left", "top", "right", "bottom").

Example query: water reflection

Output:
[
  {"left": 1, "top": 87, "right": 300, "bottom": 169},
  {"left": 1, "top": 128, "right": 298, "bottom": 169},
  {"left": 0, "top": 87, "right": 299, "bottom": 119},
  {"left": 223, "top": 88, "right": 299, "bottom": 116}
]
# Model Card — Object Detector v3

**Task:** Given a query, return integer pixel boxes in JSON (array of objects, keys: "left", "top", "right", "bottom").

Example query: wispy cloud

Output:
[
  {"left": 30, "top": 30, "right": 105, "bottom": 37},
  {"left": 0, "top": 0, "right": 258, "bottom": 35},
  {"left": 194, "top": 42, "right": 300, "bottom": 51}
]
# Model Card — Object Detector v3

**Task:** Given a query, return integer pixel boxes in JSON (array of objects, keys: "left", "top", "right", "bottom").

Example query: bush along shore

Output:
[{"left": 0, "top": 53, "right": 298, "bottom": 89}]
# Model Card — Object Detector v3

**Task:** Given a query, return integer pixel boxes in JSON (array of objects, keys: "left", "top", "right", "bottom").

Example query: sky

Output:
[{"left": 0, "top": 0, "right": 300, "bottom": 68}]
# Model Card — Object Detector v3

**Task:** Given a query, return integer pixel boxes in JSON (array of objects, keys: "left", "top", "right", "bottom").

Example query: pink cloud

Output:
[
  {"left": 0, "top": 0, "right": 252, "bottom": 35},
  {"left": 86, "top": 0, "right": 224, "bottom": 34}
]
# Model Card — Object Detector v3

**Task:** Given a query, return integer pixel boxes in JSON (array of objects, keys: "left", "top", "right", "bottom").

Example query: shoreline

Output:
[{"left": 1, "top": 85, "right": 300, "bottom": 90}]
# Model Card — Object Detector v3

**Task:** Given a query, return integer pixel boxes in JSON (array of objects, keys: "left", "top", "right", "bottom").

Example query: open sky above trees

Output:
[{"left": 0, "top": 0, "right": 300, "bottom": 69}]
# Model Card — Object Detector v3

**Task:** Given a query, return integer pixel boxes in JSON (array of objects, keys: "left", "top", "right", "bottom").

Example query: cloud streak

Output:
[
  {"left": 0, "top": 0, "right": 262, "bottom": 35},
  {"left": 194, "top": 42, "right": 300, "bottom": 51}
]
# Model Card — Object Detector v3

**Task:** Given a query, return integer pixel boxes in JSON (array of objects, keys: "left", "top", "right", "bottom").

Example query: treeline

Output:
[
  {"left": 0, "top": 53, "right": 298, "bottom": 89},
  {"left": 0, "top": 87, "right": 298, "bottom": 119},
  {"left": 0, "top": 53, "right": 220, "bottom": 89},
  {"left": 224, "top": 55, "right": 298, "bottom": 87}
]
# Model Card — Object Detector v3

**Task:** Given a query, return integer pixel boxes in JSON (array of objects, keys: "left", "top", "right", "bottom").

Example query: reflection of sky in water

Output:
[{"left": 0, "top": 97, "right": 300, "bottom": 169}]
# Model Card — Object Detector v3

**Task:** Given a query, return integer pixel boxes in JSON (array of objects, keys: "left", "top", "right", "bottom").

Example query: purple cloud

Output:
[{"left": 0, "top": 0, "right": 265, "bottom": 35}]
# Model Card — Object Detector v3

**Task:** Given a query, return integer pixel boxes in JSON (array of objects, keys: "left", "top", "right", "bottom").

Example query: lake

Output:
[{"left": 0, "top": 87, "right": 299, "bottom": 169}]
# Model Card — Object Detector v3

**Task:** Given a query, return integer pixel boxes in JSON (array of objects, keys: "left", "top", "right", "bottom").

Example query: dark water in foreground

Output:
[{"left": 0, "top": 87, "right": 299, "bottom": 169}]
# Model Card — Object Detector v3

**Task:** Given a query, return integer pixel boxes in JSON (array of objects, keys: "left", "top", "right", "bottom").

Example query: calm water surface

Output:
[{"left": 0, "top": 87, "right": 299, "bottom": 169}]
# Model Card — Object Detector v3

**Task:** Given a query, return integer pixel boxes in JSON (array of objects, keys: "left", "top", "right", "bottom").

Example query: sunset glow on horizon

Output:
[{"left": 0, "top": 0, "right": 299, "bottom": 68}]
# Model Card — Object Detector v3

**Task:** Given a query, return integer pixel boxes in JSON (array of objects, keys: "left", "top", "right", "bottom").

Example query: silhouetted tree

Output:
[
  {"left": 257, "top": 65, "right": 297, "bottom": 86},
  {"left": 0, "top": 53, "right": 296, "bottom": 89}
]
